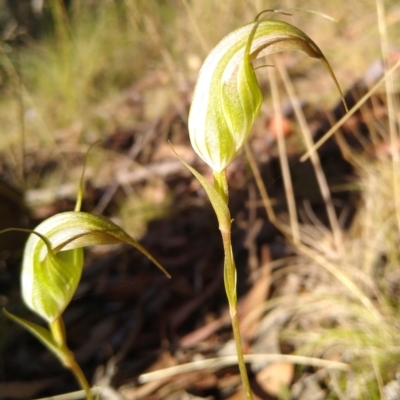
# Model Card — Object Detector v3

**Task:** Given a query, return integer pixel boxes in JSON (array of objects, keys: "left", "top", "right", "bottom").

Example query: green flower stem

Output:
[
  {"left": 214, "top": 172, "right": 254, "bottom": 400},
  {"left": 67, "top": 353, "right": 94, "bottom": 400},
  {"left": 50, "top": 317, "right": 67, "bottom": 348},
  {"left": 213, "top": 170, "right": 229, "bottom": 203},
  {"left": 50, "top": 318, "right": 94, "bottom": 400}
]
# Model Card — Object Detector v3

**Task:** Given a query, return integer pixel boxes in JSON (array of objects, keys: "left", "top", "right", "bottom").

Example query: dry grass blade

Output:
[
  {"left": 295, "top": 242, "right": 382, "bottom": 321},
  {"left": 244, "top": 141, "right": 278, "bottom": 224},
  {"left": 268, "top": 62, "right": 300, "bottom": 243},
  {"left": 33, "top": 388, "right": 100, "bottom": 400},
  {"left": 300, "top": 57, "right": 400, "bottom": 162},
  {"left": 276, "top": 57, "right": 343, "bottom": 250},
  {"left": 181, "top": 0, "right": 210, "bottom": 54},
  {"left": 138, "top": 354, "right": 349, "bottom": 384},
  {"left": 376, "top": 0, "right": 400, "bottom": 234}
]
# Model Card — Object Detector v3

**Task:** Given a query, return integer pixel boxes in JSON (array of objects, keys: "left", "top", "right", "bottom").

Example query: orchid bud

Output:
[{"left": 188, "top": 18, "right": 345, "bottom": 172}]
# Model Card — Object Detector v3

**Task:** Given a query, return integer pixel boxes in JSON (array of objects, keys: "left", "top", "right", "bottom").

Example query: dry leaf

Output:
[
  {"left": 255, "top": 362, "right": 294, "bottom": 396},
  {"left": 239, "top": 259, "right": 271, "bottom": 342}
]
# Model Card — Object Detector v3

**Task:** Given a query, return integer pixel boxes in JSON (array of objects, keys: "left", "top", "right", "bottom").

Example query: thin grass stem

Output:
[
  {"left": 244, "top": 141, "right": 278, "bottom": 224},
  {"left": 301, "top": 58, "right": 400, "bottom": 162},
  {"left": 296, "top": 243, "right": 382, "bottom": 321},
  {"left": 276, "top": 58, "right": 343, "bottom": 249},
  {"left": 181, "top": 0, "right": 210, "bottom": 54},
  {"left": 268, "top": 62, "right": 300, "bottom": 243},
  {"left": 138, "top": 354, "right": 349, "bottom": 383},
  {"left": 376, "top": 0, "right": 400, "bottom": 234}
]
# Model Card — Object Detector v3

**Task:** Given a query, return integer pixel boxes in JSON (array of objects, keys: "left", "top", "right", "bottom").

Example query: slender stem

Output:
[
  {"left": 214, "top": 172, "right": 254, "bottom": 400},
  {"left": 50, "top": 317, "right": 67, "bottom": 348},
  {"left": 221, "top": 230, "right": 254, "bottom": 400},
  {"left": 213, "top": 170, "right": 229, "bottom": 203},
  {"left": 68, "top": 355, "right": 94, "bottom": 400},
  {"left": 50, "top": 318, "right": 94, "bottom": 400}
]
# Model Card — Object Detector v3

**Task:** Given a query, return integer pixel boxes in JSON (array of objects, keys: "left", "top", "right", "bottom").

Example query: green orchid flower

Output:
[
  {"left": 188, "top": 17, "right": 344, "bottom": 173},
  {"left": 20, "top": 211, "right": 169, "bottom": 324}
]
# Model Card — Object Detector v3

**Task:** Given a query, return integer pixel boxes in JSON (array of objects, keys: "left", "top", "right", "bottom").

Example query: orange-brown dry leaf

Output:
[
  {"left": 225, "top": 387, "right": 247, "bottom": 400},
  {"left": 255, "top": 362, "right": 294, "bottom": 396},
  {"left": 239, "top": 259, "right": 271, "bottom": 342},
  {"left": 267, "top": 115, "right": 293, "bottom": 139}
]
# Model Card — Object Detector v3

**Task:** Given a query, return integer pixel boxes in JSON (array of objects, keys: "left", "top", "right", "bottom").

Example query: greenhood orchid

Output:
[
  {"left": 188, "top": 18, "right": 344, "bottom": 173},
  {"left": 185, "top": 12, "right": 346, "bottom": 400}
]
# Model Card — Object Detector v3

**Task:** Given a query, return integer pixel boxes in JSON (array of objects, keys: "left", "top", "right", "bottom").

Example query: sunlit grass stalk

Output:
[
  {"left": 275, "top": 57, "right": 343, "bottom": 249},
  {"left": 376, "top": 0, "right": 400, "bottom": 235},
  {"left": 300, "top": 58, "right": 400, "bottom": 162},
  {"left": 268, "top": 62, "right": 300, "bottom": 244},
  {"left": 138, "top": 352, "right": 348, "bottom": 383}
]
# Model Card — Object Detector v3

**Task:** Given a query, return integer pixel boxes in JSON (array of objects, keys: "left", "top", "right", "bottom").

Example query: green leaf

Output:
[
  {"left": 170, "top": 146, "right": 231, "bottom": 232},
  {"left": 2, "top": 309, "right": 71, "bottom": 366}
]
